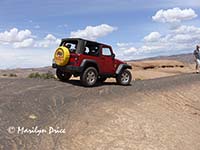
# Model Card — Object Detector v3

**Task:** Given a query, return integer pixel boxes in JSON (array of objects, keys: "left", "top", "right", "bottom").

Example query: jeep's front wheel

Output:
[
  {"left": 56, "top": 69, "right": 72, "bottom": 81},
  {"left": 116, "top": 69, "right": 132, "bottom": 85},
  {"left": 81, "top": 67, "right": 98, "bottom": 87}
]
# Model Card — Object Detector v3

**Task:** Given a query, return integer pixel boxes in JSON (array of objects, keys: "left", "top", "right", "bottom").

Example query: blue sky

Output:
[{"left": 0, "top": 0, "right": 200, "bottom": 68}]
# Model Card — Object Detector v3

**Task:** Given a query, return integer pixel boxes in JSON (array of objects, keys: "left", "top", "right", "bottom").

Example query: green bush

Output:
[
  {"left": 28, "top": 72, "right": 55, "bottom": 79},
  {"left": 28, "top": 72, "right": 41, "bottom": 78},
  {"left": 41, "top": 71, "right": 55, "bottom": 79}
]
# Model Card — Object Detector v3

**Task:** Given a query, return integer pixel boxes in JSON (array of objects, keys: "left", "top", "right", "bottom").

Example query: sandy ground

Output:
[
  {"left": 0, "top": 67, "right": 54, "bottom": 79},
  {"left": 0, "top": 74, "right": 200, "bottom": 150},
  {"left": 129, "top": 59, "right": 195, "bottom": 80},
  {"left": 0, "top": 59, "right": 196, "bottom": 81}
]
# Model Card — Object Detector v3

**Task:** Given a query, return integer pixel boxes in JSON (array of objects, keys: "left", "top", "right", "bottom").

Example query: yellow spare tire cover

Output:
[{"left": 54, "top": 46, "right": 70, "bottom": 66}]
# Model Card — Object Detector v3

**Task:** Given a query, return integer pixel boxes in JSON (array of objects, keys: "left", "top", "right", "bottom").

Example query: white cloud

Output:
[
  {"left": 116, "top": 42, "right": 165, "bottom": 60},
  {"left": 117, "top": 24, "right": 200, "bottom": 60},
  {"left": 0, "top": 28, "right": 61, "bottom": 49},
  {"left": 13, "top": 38, "right": 34, "bottom": 48},
  {"left": 169, "top": 25, "right": 200, "bottom": 43},
  {"left": 0, "top": 28, "right": 35, "bottom": 48},
  {"left": 116, "top": 42, "right": 138, "bottom": 59},
  {"left": 35, "top": 34, "right": 60, "bottom": 48},
  {"left": 172, "top": 34, "right": 192, "bottom": 43},
  {"left": 152, "top": 8, "right": 197, "bottom": 23},
  {"left": 144, "top": 32, "right": 161, "bottom": 42},
  {"left": 116, "top": 42, "right": 134, "bottom": 47},
  {"left": 0, "top": 28, "right": 32, "bottom": 43},
  {"left": 0, "top": 29, "right": 58, "bottom": 68},
  {"left": 172, "top": 25, "right": 200, "bottom": 35},
  {"left": 117, "top": 44, "right": 137, "bottom": 54},
  {"left": 143, "top": 25, "right": 200, "bottom": 51},
  {"left": 44, "top": 34, "right": 57, "bottom": 41},
  {"left": 123, "top": 47, "right": 137, "bottom": 54},
  {"left": 70, "top": 24, "right": 117, "bottom": 40},
  {"left": 140, "top": 45, "right": 163, "bottom": 51}
]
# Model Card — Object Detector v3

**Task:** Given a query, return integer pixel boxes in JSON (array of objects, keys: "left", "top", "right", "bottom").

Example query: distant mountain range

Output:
[{"left": 130, "top": 53, "right": 194, "bottom": 64}]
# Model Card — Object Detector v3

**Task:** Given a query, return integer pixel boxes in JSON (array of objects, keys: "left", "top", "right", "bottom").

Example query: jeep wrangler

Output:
[{"left": 52, "top": 38, "right": 132, "bottom": 87}]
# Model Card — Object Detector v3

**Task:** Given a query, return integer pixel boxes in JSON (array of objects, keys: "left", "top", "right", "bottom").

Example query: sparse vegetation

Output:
[
  {"left": 143, "top": 66, "right": 155, "bottom": 70},
  {"left": 143, "top": 64, "right": 185, "bottom": 70},
  {"left": 28, "top": 72, "right": 40, "bottom": 78},
  {"left": 28, "top": 71, "right": 55, "bottom": 79},
  {"left": 2, "top": 74, "right": 7, "bottom": 76},
  {"left": 135, "top": 78, "right": 143, "bottom": 81},
  {"left": 9, "top": 73, "right": 17, "bottom": 77}
]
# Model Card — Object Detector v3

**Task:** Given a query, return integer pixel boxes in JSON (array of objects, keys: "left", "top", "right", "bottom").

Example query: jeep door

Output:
[{"left": 99, "top": 46, "right": 115, "bottom": 74}]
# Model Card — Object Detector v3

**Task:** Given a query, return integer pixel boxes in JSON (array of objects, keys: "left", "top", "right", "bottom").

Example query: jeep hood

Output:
[{"left": 115, "top": 58, "right": 126, "bottom": 65}]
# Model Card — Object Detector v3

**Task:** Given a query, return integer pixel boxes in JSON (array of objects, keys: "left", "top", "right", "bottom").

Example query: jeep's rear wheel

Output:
[
  {"left": 116, "top": 69, "right": 132, "bottom": 85},
  {"left": 81, "top": 67, "right": 98, "bottom": 87},
  {"left": 56, "top": 69, "right": 72, "bottom": 81}
]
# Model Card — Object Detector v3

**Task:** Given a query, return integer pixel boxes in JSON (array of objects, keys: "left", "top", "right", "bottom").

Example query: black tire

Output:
[
  {"left": 116, "top": 69, "right": 132, "bottom": 85},
  {"left": 98, "top": 77, "right": 107, "bottom": 83},
  {"left": 80, "top": 67, "right": 98, "bottom": 87},
  {"left": 56, "top": 69, "right": 72, "bottom": 82}
]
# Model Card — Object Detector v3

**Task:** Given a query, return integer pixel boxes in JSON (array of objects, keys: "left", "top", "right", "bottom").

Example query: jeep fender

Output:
[
  {"left": 80, "top": 59, "right": 99, "bottom": 72},
  {"left": 116, "top": 64, "right": 132, "bottom": 74}
]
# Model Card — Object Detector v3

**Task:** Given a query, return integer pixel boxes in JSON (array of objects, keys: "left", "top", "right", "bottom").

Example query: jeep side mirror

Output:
[{"left": 112, "top": 54, "right": 115, "bottom": 59}]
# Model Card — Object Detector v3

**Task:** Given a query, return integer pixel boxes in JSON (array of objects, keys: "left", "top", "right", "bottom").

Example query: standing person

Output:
[{"left": 193, "top": 45, "right": 200, "bottom": 73}]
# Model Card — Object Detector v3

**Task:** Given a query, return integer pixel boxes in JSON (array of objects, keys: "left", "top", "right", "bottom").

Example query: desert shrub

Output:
[
  {"left": 2, "top": 74, "right": 7, "bottom": 76},
  {"left": 9, "top": 73, "right": 17, "bottom": 77},
  {"left": 28, "top": 72, "right": 41, "bottom": 78},
  {"left": 143, "top": 66, "right": 155, "bottom": 70},
  {"left": 28, "top": 72, "right": 55, "bottom": 79},
  {"left": 161, "top": 65, "right": 174, "bottom": 68},
  {"left": 41, "top": 71, "right": 55, "bottom": 79},
  {"left": 135, "top": 78, "right": 143, "bottom": 81}
]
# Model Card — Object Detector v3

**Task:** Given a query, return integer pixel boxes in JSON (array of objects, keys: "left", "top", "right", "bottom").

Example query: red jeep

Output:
[{"left": 52, "top": 38, "right": 132, "bottom": 87}]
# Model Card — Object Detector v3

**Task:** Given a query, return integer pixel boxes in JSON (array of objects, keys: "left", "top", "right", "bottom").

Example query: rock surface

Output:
[{"left": 0, "top": 74, "right": 200, "bottom": 149}]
